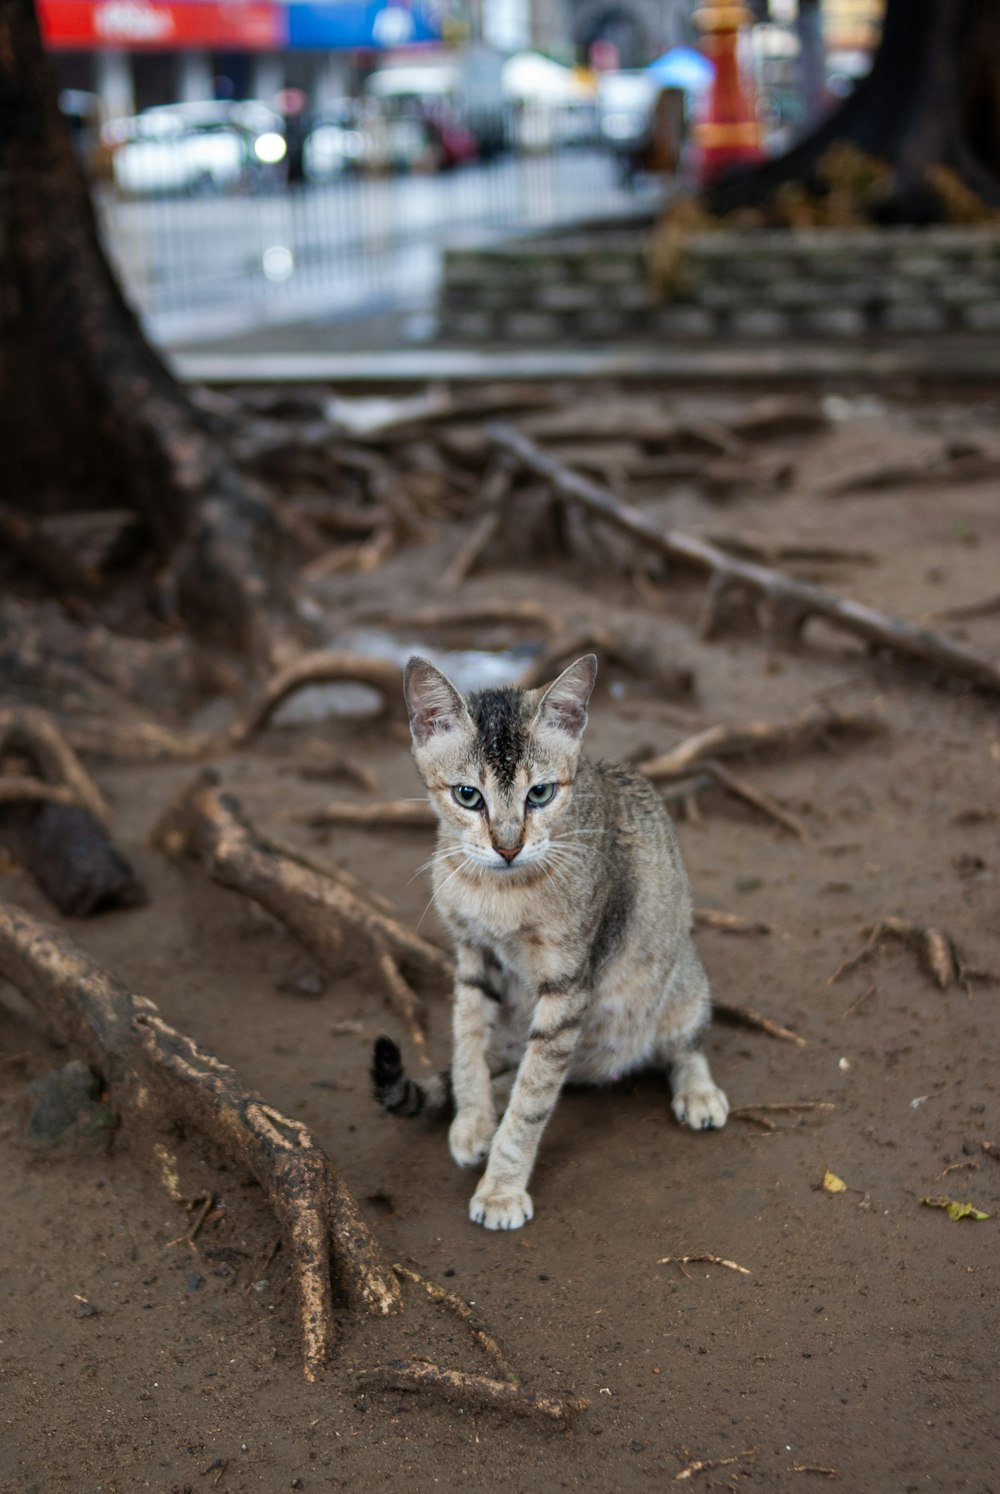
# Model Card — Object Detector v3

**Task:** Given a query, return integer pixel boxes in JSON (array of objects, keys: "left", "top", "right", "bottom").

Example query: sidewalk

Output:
[{"left": 171, "top": 333, "right": 1000, "bottom": 386}]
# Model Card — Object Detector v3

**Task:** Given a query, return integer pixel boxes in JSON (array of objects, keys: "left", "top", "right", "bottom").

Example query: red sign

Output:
[{"left": 39, "top": 0, "right": 285, "bottom": 49}]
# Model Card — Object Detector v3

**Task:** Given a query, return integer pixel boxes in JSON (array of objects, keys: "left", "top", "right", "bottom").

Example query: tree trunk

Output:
[
  {"left": 706, "top": 0, "right": 1000, "bottom": 220},
  {"left": 0, "top": 0, "right": 287, "bottom": 655}
]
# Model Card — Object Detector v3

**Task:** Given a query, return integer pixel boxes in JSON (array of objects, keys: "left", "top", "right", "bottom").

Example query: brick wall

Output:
[{"left": 438, "top": 227, "right": 1000, "bottom": 343}]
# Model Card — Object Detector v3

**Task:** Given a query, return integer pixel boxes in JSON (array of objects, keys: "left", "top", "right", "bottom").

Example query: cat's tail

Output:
[{"left": 372, "top": 1036, "right": 453, "bottom": 1119}]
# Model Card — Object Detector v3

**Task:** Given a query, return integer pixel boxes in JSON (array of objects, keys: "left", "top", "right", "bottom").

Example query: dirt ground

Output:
[{"left": 1, "top": 381, "right": 999, "bottom": 1494}]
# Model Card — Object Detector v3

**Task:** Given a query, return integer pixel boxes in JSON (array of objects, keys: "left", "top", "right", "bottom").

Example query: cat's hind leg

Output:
[
  {"left": 668, "top": 1046, "right": 729, "bottom": 1131},
  {"left": 655, "top": 944, "right": 729, "bottom": 1131}
]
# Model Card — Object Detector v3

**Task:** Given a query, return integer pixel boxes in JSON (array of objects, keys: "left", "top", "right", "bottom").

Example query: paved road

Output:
[{"left": 96, "top": 148, "right": 656, "bottom": 347}]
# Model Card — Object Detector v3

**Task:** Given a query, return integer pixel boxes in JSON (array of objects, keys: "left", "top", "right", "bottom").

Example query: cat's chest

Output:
[{"left": 438, "top": 877, "right": 571, "bottom": 977}]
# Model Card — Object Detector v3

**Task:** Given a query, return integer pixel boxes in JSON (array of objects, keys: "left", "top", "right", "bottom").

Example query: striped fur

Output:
[{"left": 379, "top": 654, "right": 728, "bottom": 1231}]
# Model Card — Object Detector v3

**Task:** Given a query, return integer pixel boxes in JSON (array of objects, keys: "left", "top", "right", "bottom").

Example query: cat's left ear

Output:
[{"left": 534, "top": 654, "right": 597, "bottom": 741}]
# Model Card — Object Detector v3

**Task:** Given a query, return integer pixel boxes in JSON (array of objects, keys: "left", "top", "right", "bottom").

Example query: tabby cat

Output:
[{"left": 373, "top": 653, "right": 728, "bottom": 1230}]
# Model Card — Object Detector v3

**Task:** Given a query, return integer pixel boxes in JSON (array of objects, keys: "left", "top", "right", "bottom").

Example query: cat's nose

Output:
[{"left": 494, "top": 845, "right": 521, "bottom": 863}]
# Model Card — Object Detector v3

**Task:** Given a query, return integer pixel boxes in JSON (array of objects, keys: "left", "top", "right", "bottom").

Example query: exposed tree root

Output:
[
  {"left": 0, "top": 707, "right": 109, "bottom": 824},
  {"left": 0, "top": 709, "right": 145, "bottom": 915},
  {"left": 393, "top": 1263, "right": 517, "bottom": 1382},
  {"left": 693, "top": 759, "right": 809, "bottom": 840},
  {"left": 516, "top": 626, "right": 695, "bottom": 698},
  {"left": 356, "top": 1360, "right": 589, "bottom": 1422},
  {"left": 367, "top": 599, "right": 557, "bottom": 636},
  {"left": 229, "top": 653, "right": 406, "bottom": 744},
  {"left": 488, "top": 423, "right": 1000, "bottom": 698},
  {"left": 154, "top": 773, "right": 450, "bottom": 1065},
  {"left": 60, "top": 716, "right": 217, "bottom": 765},
  {"left": 0, "top": 899, "right": 401, "bottom": 1379},
  {"left": 636, "top": 703, "right": 880, "bottom": 781},
  {"left": 298, "top": 799, "right": 437, "bottom": 831},
  {"left": 827, "top": 916, "right": 992, "bottom": 991},
  {"left": 442, "top": 456, "right": 516, "bottom": 590}
]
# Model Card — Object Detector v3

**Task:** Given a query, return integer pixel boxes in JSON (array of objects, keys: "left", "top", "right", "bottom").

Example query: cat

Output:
[{"left": 372, "top": 652, "right": 728, "bottom": 1231}]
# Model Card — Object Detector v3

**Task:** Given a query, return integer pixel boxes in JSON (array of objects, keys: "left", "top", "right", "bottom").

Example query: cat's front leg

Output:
[
  {"left": 449, "top": 944, "right": 502, "bottom": 1168},
  {"left": 470, "top": 978, "right": 584, "bottom": 1230}
]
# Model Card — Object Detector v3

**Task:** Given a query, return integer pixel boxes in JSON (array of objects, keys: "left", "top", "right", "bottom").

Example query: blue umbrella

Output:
[{"left": 646, "top": 46, "right": 715, "bottom": 96}]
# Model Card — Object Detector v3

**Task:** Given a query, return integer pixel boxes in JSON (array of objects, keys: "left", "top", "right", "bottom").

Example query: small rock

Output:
[
  {"left": 630, "top": 1441, "right": 645, "bottom": 1453},
  {"left": 74, "top": 1298, "right": 100, "bottom": 1318},
  {"left": 278, "top": 970, "right": 326, "bottom": 998},
  {"left": 26, "top": 1061, "right": 116, "bottom": 1148},
  {"left": 186, "top": 1273, "right": 204, "bottom": 1294}
]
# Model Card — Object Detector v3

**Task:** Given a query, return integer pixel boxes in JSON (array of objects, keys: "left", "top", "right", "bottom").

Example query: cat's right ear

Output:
[{"left": 404, "top": 657, "right": 469, "bottom": 746}]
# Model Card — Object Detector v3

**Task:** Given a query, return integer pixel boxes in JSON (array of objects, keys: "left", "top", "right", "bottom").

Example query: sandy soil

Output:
[{"left": 1, "top": 384, "right": 999, "bottom": 1493}]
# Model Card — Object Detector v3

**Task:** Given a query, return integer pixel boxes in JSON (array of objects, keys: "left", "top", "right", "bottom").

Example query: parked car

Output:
[{"left": 105, "top": 100, "right": 286, "bottom": 196}]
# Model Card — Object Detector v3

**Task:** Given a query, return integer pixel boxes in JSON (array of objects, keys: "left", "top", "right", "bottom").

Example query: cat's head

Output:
[{"left": 404, "top": 654, "right": 597, "bottom": 875}]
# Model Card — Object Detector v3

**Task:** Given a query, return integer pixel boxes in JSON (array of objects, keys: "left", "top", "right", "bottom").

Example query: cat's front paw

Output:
[
  {"left": 469, "top": 1185, "right": 534, "bottom": 1231},
  {"left": 673, "top": 1083, "right": 729, "bottom": 1131},
  {"left": 449, "top": 1109, "right": 496, "bottom": 1168}
]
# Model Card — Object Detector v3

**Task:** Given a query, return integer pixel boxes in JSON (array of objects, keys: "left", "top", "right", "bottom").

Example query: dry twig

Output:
[
  {"left": 674, "top": 1448, "right": 757, "bottom": 1481},
  {"left": 730, "top": 1102, "right": 834, "bottom": 1130},
  {"left": 828, "top": 917, "right": 971, "bottom": 991},
  {"left": 356, "top": 1360, "right": 588, "bottom": 1422},
  {"left": 693, "top": 909, "right": 771, "bottom": 935},
  {"left": 712, "top": 1001, "right": 807, "bottom": 1047},
  {"left": 658, "top": 1253, "right": 751, "bottom": 1276}
]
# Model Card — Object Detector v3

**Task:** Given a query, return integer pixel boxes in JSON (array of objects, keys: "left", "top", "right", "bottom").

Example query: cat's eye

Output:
[
  {"left": 526, "top": 782, "right": 556, "bottom": 807},
  {"left": 452, "top": 785, "right": 485, "bottom": 811}
]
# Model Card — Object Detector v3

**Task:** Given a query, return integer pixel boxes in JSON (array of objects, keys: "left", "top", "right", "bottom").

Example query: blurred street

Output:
[{"left": 97, "top": 146, "right": 654, "bottom": 346}]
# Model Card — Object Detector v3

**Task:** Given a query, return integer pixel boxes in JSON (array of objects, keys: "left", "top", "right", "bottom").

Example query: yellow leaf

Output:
[
  {"left": 922, "top": 1196, "right": 989, "bottom": 1222},
  {"left": 822, "top": 1169, "right": 848, "bottom": 1194}
]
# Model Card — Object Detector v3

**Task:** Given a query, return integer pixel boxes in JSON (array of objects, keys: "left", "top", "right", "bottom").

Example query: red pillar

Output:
[{"left": 693, "top": 1, "right": 764, "bottom": 186}]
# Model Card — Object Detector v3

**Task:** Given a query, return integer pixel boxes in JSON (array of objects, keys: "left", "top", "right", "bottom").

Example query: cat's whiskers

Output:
[
  {"left": 416, "top": 853, "right": 474, "bottom": 929},
  {"left": 406, "top": 841, "right": 465, "bottom": 887}
]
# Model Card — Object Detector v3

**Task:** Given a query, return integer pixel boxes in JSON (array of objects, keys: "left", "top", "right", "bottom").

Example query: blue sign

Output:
[{"left": 287, "top": 0, "right": 440, "bottom": 48}]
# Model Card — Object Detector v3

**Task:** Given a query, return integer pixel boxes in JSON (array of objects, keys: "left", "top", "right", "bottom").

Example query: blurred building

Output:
[
  {"left": 41, "top": 0, "right": 884, "bottom": 122},
  {"left": 40, "top": 0, "right": 444, "bottom": 116}
]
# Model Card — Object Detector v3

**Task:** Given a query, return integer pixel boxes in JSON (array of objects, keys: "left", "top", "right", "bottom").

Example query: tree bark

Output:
[
  {"left": 706, "top": 0, "right": 1000, "bottom": 219},
  {"left": 0, "top": 0, "right": 287, "bottom": 655}
]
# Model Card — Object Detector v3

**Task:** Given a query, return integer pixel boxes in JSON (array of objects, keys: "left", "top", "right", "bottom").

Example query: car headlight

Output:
[{"left": 254, "top": 132, "right": 287, "bottom": 164}]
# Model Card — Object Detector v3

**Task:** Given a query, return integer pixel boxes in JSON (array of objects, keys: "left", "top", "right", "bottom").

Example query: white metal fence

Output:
[{"left": 94, "top": 144, "right": 655, "bottom": 345}]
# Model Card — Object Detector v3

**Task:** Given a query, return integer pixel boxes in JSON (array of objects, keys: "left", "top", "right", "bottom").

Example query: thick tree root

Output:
[
  {"left": 0, "top": 707, "right": 109, "bottom": 824},
  {"left": 356, "top": 1360, "right": 589, "bottom": 1422},
  {"left": 0, "top": 899, "right": 401, "bottom": 1379},
  {"left": 636, "top": 703, "right": 880, "bottom": 780},
  {"left": 299, "top": 800, "right": 437, "bottom": 831},
  {"left": 488, "top": 423, "right": 1000, "bottom": 698},
  {"left": 442, "top": 457, "right": 516, "bottom": 590},
  {"left": 229, "top": 653, "right": 406, "bottom": 744},
  {"left": 62, "top": 716, "right": 217, "bottom": 764},
  {"left": 154, "top": 773, "right": 450, "bottom": 1064}
]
